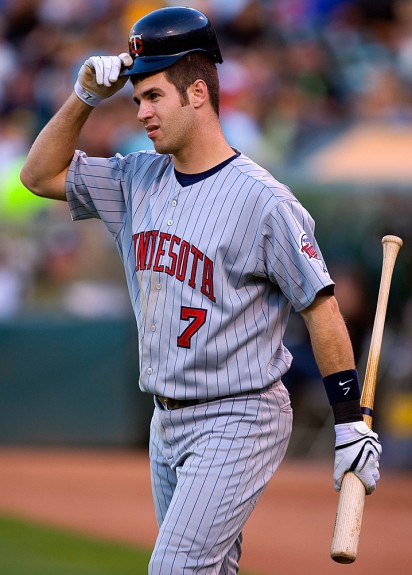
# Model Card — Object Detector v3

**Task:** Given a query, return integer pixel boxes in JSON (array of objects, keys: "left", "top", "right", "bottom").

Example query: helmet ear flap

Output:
[{"left": 122, "top": 6, "right": 223, "bottom": 77}]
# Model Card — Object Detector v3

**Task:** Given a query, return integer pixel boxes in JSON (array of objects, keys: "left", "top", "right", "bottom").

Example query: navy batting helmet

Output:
[{"left": 121, "top": 6, "right": 223, "bottom": 76}]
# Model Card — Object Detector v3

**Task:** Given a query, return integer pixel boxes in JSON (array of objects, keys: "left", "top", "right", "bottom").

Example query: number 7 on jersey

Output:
[{"left": 177, "top": 307, "right": 207, "bottom": 349}]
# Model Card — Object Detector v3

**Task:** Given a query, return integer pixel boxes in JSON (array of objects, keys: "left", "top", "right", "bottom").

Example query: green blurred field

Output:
[
  {"left": 0, "top": 514, "right": 152, "bottom": 575},
  {"left": 0, "top": 514, "right": 255, "bottom": 575}
]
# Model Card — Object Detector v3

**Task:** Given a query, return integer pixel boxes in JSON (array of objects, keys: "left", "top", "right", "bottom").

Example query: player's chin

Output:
[{"left": 152, "top": 140, "right": 171, "bottom": 155}]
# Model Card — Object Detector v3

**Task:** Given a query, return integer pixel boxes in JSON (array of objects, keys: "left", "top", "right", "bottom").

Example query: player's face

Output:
[{"left": 133, "top": 72, "right": 195, "bottom": 156}]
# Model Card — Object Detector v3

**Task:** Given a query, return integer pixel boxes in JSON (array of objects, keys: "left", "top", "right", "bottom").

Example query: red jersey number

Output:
[{"left": 177, "top": 307, "right": 207, "bottom": 349}]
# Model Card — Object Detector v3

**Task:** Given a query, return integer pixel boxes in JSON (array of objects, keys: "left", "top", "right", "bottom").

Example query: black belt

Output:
[
  {"left": 155, "top": 385, "right": 272, "bottom": 411},
  {"left": 156, "top": 393, "right": 235, "bottom": 410}
]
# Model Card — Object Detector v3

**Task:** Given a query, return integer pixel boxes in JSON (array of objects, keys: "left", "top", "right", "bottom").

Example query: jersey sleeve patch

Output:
[{"left": 299, "top": 232, "right": 320, "bottom": 261}]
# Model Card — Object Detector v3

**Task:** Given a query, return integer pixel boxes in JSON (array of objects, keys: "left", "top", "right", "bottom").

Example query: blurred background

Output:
[{"left": 0, "top": 0, "right": 411, "bottom": 471}]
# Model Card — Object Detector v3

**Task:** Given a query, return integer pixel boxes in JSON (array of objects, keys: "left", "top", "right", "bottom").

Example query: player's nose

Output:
[{"left": 136, "top": 101, "right": 154, "bottom": 123}]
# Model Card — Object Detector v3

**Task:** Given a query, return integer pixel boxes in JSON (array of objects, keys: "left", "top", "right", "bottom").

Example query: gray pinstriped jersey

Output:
[{"left": 66, "top": 150, "right": 334, "bottom": 400}]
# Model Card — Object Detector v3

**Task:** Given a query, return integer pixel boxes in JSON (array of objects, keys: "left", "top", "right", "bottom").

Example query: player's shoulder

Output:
[
  {"left": 116, "top": 149, "right": 172, "bottom": 173},
  {"left": 231, "top": 152, "right": 297, "bottom": 204}
]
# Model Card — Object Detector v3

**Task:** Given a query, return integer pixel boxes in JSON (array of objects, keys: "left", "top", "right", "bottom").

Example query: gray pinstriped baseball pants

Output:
[{"left": 148, "top": 382, "right": 293, "bottom": 574}]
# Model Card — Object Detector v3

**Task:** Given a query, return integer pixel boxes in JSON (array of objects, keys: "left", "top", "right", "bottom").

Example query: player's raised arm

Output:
[
  {"left": 20, "top": 93, "right": 93, "bottom": 201},
  {"left": 20, "top": 53, "right": 133, "bottom": 201}
]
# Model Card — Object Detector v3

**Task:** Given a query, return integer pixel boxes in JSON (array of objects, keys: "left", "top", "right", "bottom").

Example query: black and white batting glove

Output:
[
  {"left": 75, "top": 53, "right": 133, "bottom": 107},
  {"left": 334, "top": 421, "right": 382, "bottom": 495}
]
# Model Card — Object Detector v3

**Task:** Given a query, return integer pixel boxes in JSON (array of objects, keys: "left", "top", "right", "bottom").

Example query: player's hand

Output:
[
  {"left": 334, "top": 421, "right": 382, "bottom": 495},
  {"left": 75, "top": 53, "right": 133, "bottom": 106}
]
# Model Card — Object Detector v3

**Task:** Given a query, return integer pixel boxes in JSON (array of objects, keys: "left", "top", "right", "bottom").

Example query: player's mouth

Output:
[{"left": 145, "top": 124, "right": 159, "bottom": 139}]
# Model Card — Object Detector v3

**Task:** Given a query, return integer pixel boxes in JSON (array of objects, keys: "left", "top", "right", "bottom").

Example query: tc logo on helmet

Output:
[{"left": 129, "top": 34, "right": 143, "bottom": 56}]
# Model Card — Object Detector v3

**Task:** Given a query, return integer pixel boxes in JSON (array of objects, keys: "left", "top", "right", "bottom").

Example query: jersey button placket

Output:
[
  {"left": 146, "top": 197, "right": 176, "bottom": 384},
  {"left": 144, "top": 275, "right": 162, "bottom": 383},
  {"left": 167, "top": 198, "right": 177, "bottom": 227}
]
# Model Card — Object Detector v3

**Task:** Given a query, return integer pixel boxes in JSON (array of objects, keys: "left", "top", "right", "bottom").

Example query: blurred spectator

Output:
[
  {"left": 0, "top": 111, "right": 32, "bottom": 176},
  {"left": 0, "top": 243, "right": 25, "bottom": 318},
  {"left": 0, "top": 230, "right": 37, "bottom": 318}
]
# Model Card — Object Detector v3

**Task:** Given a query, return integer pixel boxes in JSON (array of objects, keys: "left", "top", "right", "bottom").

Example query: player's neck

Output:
[{"left": 172, "top": 122, "right": 233, "bottom": 174}]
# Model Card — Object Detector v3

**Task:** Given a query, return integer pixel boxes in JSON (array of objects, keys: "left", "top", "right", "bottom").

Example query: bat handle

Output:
[{"left": 330, "top": 472, "right": 366, "bottom": 563}]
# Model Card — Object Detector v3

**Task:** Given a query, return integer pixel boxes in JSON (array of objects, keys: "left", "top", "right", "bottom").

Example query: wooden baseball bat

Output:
[{"left": 330, "top": 235, "right": 403, "bottom": 564}]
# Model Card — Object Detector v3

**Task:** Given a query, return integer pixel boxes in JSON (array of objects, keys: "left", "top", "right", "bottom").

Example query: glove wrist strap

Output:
[
  {"left": 332, "top": 399, "right": 363, "bottom": 424},
  {"left": 74, "top": 80, "right": 103, "bottom": 107}
]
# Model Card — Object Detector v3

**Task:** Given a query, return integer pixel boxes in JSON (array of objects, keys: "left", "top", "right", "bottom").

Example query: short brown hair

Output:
[{"left": 132, "top": 53, "right": 221, "bottom": 116}]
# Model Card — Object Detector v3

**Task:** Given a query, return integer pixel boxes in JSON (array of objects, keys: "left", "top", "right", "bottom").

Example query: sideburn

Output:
[{"left": 177, "top": 87, "right": 190, "bottom": 107}]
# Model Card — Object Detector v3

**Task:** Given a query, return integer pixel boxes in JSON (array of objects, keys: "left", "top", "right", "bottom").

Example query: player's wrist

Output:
[
  {"left": 74, "top": 80, "right": 104, "bottom": 107},
  {"left": 322, "top": 369, "right": 362, "bottom": 424},
  {"left": 334, "top": 420, "right": 370, "bottom": 444},
  {"left": 331, "top": 399, "right": 363, "bottom": 424}
]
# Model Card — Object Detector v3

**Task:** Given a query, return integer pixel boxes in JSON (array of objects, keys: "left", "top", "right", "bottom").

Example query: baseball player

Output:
[{"left": 21, "top": 7, "right": 381, "bottom": 575}]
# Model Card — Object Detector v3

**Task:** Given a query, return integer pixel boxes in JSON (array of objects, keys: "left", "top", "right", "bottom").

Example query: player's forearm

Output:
[
  {"left": 20, "top": 93, "right": 93, "bottom": 200},
  {"left": 300, "top": 294, "right": 355, "bottom": 377}
]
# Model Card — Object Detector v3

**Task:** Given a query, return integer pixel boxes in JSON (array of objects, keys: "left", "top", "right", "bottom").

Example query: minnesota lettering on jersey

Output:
[{"left": 133, "top": 230, "right": 216, "bottom": 303}]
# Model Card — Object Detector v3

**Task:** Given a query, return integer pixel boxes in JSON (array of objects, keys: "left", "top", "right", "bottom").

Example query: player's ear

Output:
[{"left": 190, "top": 79, "right": 207, "bottom": 108}]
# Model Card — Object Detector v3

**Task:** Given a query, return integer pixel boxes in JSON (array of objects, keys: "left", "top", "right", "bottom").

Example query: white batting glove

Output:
[
  {"left": 75, "top": 53, "right": 133, "bottom": 107},
  {"left": 86, "top": 53, "right": 132, "bottom": 87},
  {"left": 334, "top": 421, "right": 382, "bottom": 495}
]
